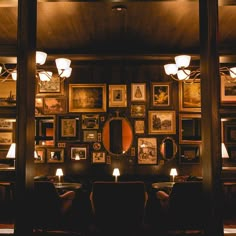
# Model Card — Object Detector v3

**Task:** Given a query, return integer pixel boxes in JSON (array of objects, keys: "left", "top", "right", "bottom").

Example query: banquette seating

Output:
[{"left": 89, "top": 181, "right": 148, "bottom": 236}]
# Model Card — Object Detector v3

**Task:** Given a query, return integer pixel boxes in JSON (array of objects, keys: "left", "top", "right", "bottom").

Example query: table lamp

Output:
[
  {"left": 6, "top": 143, "right": 16, "bottom": 167},
  {"left": 56, "top": 168, "right": 63, "bottom": 184},
  {"left": 113, "top": 168, "right": 120, "bottom": 182},
  {"left": 222, "top": 142, "right": 229, "bottom": 159},
  {"left": 170, "top": 168, "right": 177, "bottom": 182}
]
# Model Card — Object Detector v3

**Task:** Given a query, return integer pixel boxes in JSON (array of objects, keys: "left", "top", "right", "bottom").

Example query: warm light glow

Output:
[
  {"left": 58, "top": 67, "right": 72, "bottom": 78},
  {"left": 222, "top": 143, "right": 229, "bottom": 158},
  {"left": 55, "top": 58, "right": 71, "bottom": 70},
  {"left": 36, "top": 51, "right": 47, "bottom": 65},
  {"left": 6, "top": 143, "right": 16, "bottom": 159},
  {"left": 229, "top": 67, "right": 236, "bottom": 78},
  {"left": 177, "top": 69, "right": 191, "bottom": 80},
  {"left": 164, "top": 64, "right": 178, "bottom": 75},
  {"left": 11, "top": 70, "right": 17, "bottom": 80},
  {"left": 56, "top": 168, "right": 64, "bottom": 183},
  {"left": 170, "top": 168, "right": 178, "bottom": 182},
  {"left": 113, "top": 168, "right": 120, "bottom": 182},
  {"left": 38, "top": 71, "right": 53, "bottom": 81},
  {"left": 175, "top": 55, "right": 191, "bottom": 68}
]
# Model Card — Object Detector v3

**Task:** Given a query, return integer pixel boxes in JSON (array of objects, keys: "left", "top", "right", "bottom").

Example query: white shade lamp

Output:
[
  {"left": 222, "top": 142, "right": 229, "bottom": 158},
  {"left": 56, "top": 168, "right": 63, "bottom": 184},
  {"left": 6, "top": 143, "right": 16, "bottom": 167},
  {"left": 113, "top": 168, "right": 120, "bottom": 182},
  {"left": 170, "top": 168, "right": 178, "bottom": 182}
]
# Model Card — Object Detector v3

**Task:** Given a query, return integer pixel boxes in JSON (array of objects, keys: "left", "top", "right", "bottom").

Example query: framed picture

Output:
[
  {"left": 34, "top": 147, "right": 46, "bottom": 164},
  {"left": 58, "top": 115, "right": 80, "bottom": 141},
  {"left": 36, "top": 76, "right": 64, "bottom": 96},
  {"left": 35, "top": 98, "right": 44, "bottom": 115},
  {"left": 148, "top": 110, "right": 176, "bottom": 134},
  {"left": 0, "top": 132, "right": 12, "bottom": 145},
  {"left": 43, "top": 97, "right": 67, "bottom": 114},
  {"left": 109, "top": 84, "right": 127, "bottom": 107},
  {"left": 137, "top": 137, "right": 157, "bottom": 164},
  {"left": 82, "top": 114, "right": 99, "bottom": 129},
  {"left": 0, "top": 79, "right": 16, "bottom": 107},
  {"left": 179, "top": 113, "right": 201, "bottom": 144},
  {"left": 69, "top": 144, "right": 88, "bottom": 160},
  {"left": 131, "top": 83, "right": 146, "bottom": 102},
  {"left": 221, "top": 75, "right": 236, "bottom": 104},
  {"left": 179, "top": 80, "right": 201, "bottom": 112},
  {"left": 179, "top": 145, "right": 201, "bottom": 164},
  {"left": 130, "top": 104, "right": 146, "bottom": 118},
  {"left": 83, "top": 130, "right": 97, "bottom": 142},
  {"left": 0, "top": 149, "right": 8, "bottom": 159},
  {"left": 223, "top": 122, "right": 236, "bottom": 144},
  {"left": 151, "top": 82, "right": 171, "bottom": 107},
  {"left": 0, "top": 119, "right": 13, "bottom": 130},
  {"left": 46, "top": 148, "right": 64, "bottom": 163},
  {"left": 92, "top": 152, "right": 106, "bottom": 164},
  {"left": 134, "top": 120, "right": 145, "bottom": 134},
  {"left": 69, "top": 84, "right": 106, "bottom": 112}
]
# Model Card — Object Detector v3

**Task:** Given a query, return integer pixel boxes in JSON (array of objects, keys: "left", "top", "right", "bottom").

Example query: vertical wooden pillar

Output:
[
  {"left": 199, "top": 0, "right": 224, "bottom": 235},
  {"left": 14, "top": 0, "right": 36, "bottom": 235}
]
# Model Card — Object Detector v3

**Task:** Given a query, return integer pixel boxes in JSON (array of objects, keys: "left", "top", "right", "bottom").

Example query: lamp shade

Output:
[
  {"left": 56, "top": 168, "right": 63, "bottom": 177},
  {"left": 38, "top": 71, "right": 52, "bottom": 81},
  {"left": 36, "top": 51, "right": 47, "bottom": 65},
  {"left": 58, "top": 67, "right": 72, "bottom": 78},
  {"left": 6, "top": 143, "right": 16, "bottom": 159},
  {"left": 229, "top": 67, "right": 236, "bottom": 78},
  {"left": 222, "top": 143, "right": 229, "bottom": 158},
  {"left": 55, "top": 58, "right": 71, "bottom": 70},
  {"left": 112, "top": 168, "right": 120, "bottom": 177},
  {"left": 177, "top": 69, "right": 191, "bottom": 80},
  {"left": 164, "top": 63, "right": 178, "bottom": 75},
  {"left": 174, "top": 55, "right": 191, "bottom": 68},
  {"left": 170, "top": 168, "right": 177, "bottom": 177}
]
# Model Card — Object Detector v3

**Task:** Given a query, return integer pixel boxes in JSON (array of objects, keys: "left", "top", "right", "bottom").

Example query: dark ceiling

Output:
[{"left": 0, "top": 0, "right": 236, "bottom": 64}]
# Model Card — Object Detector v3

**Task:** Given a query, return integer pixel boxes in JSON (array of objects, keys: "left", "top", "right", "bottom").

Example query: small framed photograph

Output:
[
  {"left": 130, "top": 104, "right": 146, "bottom": 118},
  {"left": 131, "top": 83, "right": 146, "bottom": 102},
  {"left": 69, "top": 144, "right": 88, "bottom": 160},
  {"left": 134, "top": 120, "right": 145, "bottom": 134},
  {"left": 36, "top": 76, "right": 64, "bottom": 96},
  {"left": 35, "top": 98, "right": 44, "bottom": 115},
  {"left": 0, "top": 149, "right": 8, "bottom": 159},
  {"left": 0, "top": 132, "right": 13, "bottom": 145},
  {"left": 83, "top": 130, "right": 97, "bottom": 142},
  {"left": 0, "top": 79, "right": 16, "bottom": 107},
  {"left": 0, "top": 119, "right": 14, "bottom": 130},
  {"left": 82, "top": 114, "right": 99, "bottom": 129},
  {"left": 69, "top": 84, "right": 106, "bottom": 112},
  {"left": 179, "top": 145, "right": 201, "bottom": 164},
  {"left": 92, "top": 152, "right": 106, "bottom": 164},
  {"left": 58, "top": 115, "right": 80, "bottom": 141},
  {"left": 224, "top": 122, "right": 236, "bottom": 144},
  {"left": 137, "top": 137, "right": 157, "bottom": 164},
  {"left": 43, "top": 97, "right": 67, "bottom": 114},
  {"left": 34, "top": 147, "right": 46, "bottom": 164},
  {"left": 151, "top": 82, "right": 171, "bottom": 107},
  {"left": 221, "top": 76, "right": 236, "bottom": 104},
  {"left": 148, "top": 110, "right": 176, "bottom": 134},
  {"left": 109, "top": 84, "right": 127, "bottom": 107},
  {"left": 179, "top": 79, "right": 201, "bottom": 112},
  {"left": 227, "top": 145, "right": 236, "bottom": 162},
  {"left": 46, "top": 148, "right": 64, "bottom": 163}
]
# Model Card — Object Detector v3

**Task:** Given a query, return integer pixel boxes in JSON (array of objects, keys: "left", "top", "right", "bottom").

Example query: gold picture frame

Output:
[
  {"left": 46, "top": 148, "right": 64, "bottom": 163},
  {"left": 131, "top": 83, "right": 146, "bottom": 102},
  {"left": 109, "top": 84, "right": 127, "bottom": 107},
  {"left": 69, "top": 84, "right": 106, "bottom": 112}
]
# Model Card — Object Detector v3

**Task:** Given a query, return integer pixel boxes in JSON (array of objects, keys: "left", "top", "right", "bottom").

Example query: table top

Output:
[
  {"left": 54, "top": 182, "right": 82, "bottom": 190},
  {"left": 152, "top": 181, "right": 175, "bottom": 189}
]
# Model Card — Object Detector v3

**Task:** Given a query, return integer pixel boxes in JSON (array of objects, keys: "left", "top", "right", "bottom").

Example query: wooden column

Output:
[
  {"left": 199, "top": 0, "right": 224, "bottom": 235},
  {"left": 14, "top": 0, "right": 36, "bottom": 235}
]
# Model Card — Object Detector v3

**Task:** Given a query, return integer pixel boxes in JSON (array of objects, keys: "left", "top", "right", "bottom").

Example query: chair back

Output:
[{"left": 91, "top": 181, "right": 147, "bottom": 232}]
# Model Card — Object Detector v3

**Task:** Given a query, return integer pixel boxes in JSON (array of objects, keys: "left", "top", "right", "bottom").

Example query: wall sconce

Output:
[
  {"left": 164, "top": 54, "right": 236, "bottom": 83},
  {"left": 170, "top": 168, "right": 178, "bottom": 182},
  {"left": 6, "top": 143, "right": 16, "bottom": 167},
  {"left": 0, "top": 51, "right": 72, "bottom": 84},
  {"left": 221, "top": 142, "right": 229, "bottom": 159},
  {"left": 56, "top": 168, "right": 63, "bottom": 184},
  {"left": 113, "top": 168, "right": 120, "bottom": 182}
]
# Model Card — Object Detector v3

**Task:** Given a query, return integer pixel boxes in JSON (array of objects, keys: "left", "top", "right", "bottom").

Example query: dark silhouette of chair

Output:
[
  {"left": 155, "top": 181, "right": 205, "bottom": 234},
  {"left": 33, "top": 181, "right": 76, "bottom": 233},
  {"left": 89, "top": 181, "right": 148, "bottom": 236}
]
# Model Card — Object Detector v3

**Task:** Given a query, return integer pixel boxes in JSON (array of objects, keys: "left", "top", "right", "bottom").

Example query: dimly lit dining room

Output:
[{"left": 0, "top": 0, "right": 236, "bottom": 236}]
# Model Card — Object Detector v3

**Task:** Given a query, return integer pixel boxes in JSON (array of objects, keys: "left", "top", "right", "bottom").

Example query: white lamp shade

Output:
[
  {"left": 11, "top": 70, "right": 17, "bottom": 81},
  {"left": 55, "top": 58, "right": 71, "bottom": 70},
  {"left": 38, "top": 71, "right": 52, "bottom": 81},
  {"left": 56, "top": 168, "right": 63, "bottom": 177},
  {"left": 112, "top": 168, "right": 120, "bottom": 177},
  {"left": 58, "top": 67, "right": 72, "bottom": 78},
  {"left": 6, "top": 143, "right": 16, "bottom": 159},
  {"left": 175, "top": 55, "right": 191, "bottom": 68},
  {"left": 177, "top": 69, "right": 191, "bottom": 80},
  {"left": 36, "top": 51, "right": 47, "bottom": 65},
  {"left": 222, "top": 143, "right": 229, "bottom": 158},
  {"left": 164, "top": 64, "right": 178, "bottom": 75},
  {"left": 170, "top": 168, "right": 177, "bottom": 176},
  {"left": 229, "top": 67, "right": 236, "bottom": 78}
]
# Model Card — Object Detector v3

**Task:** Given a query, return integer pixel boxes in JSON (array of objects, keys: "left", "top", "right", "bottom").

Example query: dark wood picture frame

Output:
[
  {"left": 179, "top": 144, "right": 201, "bottom": 164},
  {"left": 34, "top": 147, "right": 46, "bottom": 164},
  {"left": 46, "top": 148, "right": 64, "bottom": 163},
  {"left": 130, "top": 104, "right": 146, "bottom": 118},
  {"left": 151, "top": 82, "right": 171, "bottom": 107},
  {"left": 92, "top": 151, "right": 106, "bottom": 164},
  {"left": 69, "top": 144, "right": 88, "bottom": 160}
]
